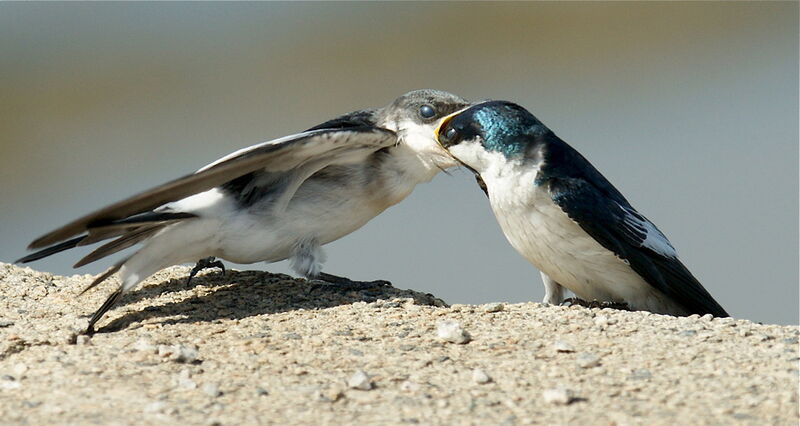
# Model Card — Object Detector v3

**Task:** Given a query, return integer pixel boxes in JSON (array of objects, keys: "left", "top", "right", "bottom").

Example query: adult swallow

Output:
[
  {"left": 436, "top": 100, "right": 728, "bottom": 317},
  {"left": 18, "top": 89, "right": 471, "bottom": 333}
]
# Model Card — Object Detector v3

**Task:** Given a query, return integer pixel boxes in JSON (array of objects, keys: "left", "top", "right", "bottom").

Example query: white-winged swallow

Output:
[{"left": 436, "top": 100, "right": 728, "bottom": 317}]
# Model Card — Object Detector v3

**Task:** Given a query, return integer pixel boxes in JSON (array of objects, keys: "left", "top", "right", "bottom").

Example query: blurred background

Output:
[{"left": 1, "top": 3, "right": 797, "bottom": 325}]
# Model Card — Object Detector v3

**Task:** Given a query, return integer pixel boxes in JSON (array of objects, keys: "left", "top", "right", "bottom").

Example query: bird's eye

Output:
[{"left": 419, "top": 105, "right": 436, "bottom": 119}]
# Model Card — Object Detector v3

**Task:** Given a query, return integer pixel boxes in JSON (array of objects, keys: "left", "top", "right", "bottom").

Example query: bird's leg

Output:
[
  {"left": 84, "top": 288, "right": 123, "bottom": 335},
  {"left": 311, "top": 272, "right": 392, "bottom": 291},
  {"left": 186, "top": 256, "right": 226, "bottom": 286},
  {"left": 561, "top": 297, "right": 630, "bottom": 311}
]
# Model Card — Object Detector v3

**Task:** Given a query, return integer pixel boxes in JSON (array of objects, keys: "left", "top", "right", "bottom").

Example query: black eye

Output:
[{"left": 419, "top": 105, "right": 436, "bottom": 119}]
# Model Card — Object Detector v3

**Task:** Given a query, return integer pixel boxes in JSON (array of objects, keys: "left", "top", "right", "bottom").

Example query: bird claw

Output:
[
  {"left": 561, "top": 297, "right": 630, "bottom": 311},
  {"left": 186, "top": 256, "right": 226, "bottom": 286}
]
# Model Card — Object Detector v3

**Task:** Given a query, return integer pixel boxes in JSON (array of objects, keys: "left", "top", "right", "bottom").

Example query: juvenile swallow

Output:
[
  {"left": 18, "top": 89, "right": 471, "bottom": 333},
  {"left": 436, "top": 101, "right": 728, "bottom": 317}
]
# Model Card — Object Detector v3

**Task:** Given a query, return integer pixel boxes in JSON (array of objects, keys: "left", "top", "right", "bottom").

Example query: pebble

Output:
[
  {"left": 347, "top": 370, "right": 373, "bottom": 390},
  {"left": 594, "top": 315, "right": 617, "bottom": 327},
  {"left": 158, "top": 344, "right": 200, "bottom": 363},
  {"left": 437, "top": 321, "right": 472, "bottom": 344},
  {"left": 0, "top": 320, "right": 13, "bottom": 328},
  {"left": 542, "top": 387, "right": 575, "bottom": 405},
  {"left": 143, "top": 401, "right": 167, "bottom": 413},
  {"left": 12, "top": 363, "right": 28, "bottom": 377},
  {"left": 629, "top": 369, "right": 652, "bottom": 381},
  {"left": 472, "top": 368, "right": 492, "bottom": 384},
  {"left": 0, "top": 377, "right": 21, "bottom": 390},
  {"left": 202, "top": 383, "right": 222, "bottom": 397},
  {"left": 576, "top": 353, "right": 601, "bottom": 368},
  {"left": 133, "top": 338, "right": 157, "bottom": 353},
  {"left": 177, "top": 369, "right": 197, "bottom": 390},
  {"left": 76, "top": 335, "right": 91, "bottom": 345},
  {"left": 400, "top": 381, "right": 420, "bottom": 392},
  {"left": 483, "top": 303, "right": 505, "bottom": 313},
  {"left": 553, "top": 340, "right": 575, "bottom": 353}
]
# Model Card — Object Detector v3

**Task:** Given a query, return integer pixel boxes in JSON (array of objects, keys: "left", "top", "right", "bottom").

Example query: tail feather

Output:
[
  {"left": 17, "top": 211, "right": 196, "bottom": 265},
  {"left": 15, "top": 236, "right": 86, "bottom": 264},
  {"left": 79, "top": 261, "right": 125, "bottom": 295},
  {"left": 73, "top": 225, "right": 166, "bottom": 268}
]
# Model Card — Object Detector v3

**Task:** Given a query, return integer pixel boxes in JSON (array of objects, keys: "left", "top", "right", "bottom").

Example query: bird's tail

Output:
[{"left": 16, "top": 211, "right": 196, "bottom": 267}]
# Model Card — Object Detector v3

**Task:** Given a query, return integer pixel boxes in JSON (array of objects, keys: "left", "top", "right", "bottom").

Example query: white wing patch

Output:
[{"left": 619, "top": 204, "right": 677, "bottom": 258}]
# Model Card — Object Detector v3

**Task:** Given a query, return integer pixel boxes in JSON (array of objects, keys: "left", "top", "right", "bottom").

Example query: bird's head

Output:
[
  {"left": 379, "top": 89, "right": 472, "bottom": 170},
  {"left": 435, "top": 100, "right": 550, "bottom": 174}
]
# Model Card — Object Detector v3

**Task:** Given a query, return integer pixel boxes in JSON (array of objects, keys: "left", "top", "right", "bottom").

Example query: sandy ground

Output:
[{"left": 0, "top": 262, "right": 797, "bottom": 425}]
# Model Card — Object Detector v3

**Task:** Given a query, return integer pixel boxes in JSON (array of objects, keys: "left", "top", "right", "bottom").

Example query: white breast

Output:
[{"left": 484, "top": 166, "right": 686, "bottom": 315}]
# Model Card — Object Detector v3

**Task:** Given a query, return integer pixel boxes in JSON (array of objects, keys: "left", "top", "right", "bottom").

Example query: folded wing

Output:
[{"left": 546, "top": 176, "right": 728, "bottom": 317}]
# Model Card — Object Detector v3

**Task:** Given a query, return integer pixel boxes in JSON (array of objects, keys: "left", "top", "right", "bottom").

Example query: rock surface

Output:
[{"left": 0, "top": 262, "right": 797, "bottom": 425}]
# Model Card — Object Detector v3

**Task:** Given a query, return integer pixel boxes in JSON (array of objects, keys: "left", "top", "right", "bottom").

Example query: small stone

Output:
[
  {"left": 484, "top": 303, "right": 505, "bottom": 313},
  {"left": 629, "top": 369, "right": 652, "bottom": 380},
  {"left": 202, "top": 383, "right": 222, "bottom": 397},
  {"left": 700, "top": 314, "right": 714, "bottom": 321},
  {"left": 133, "top": 338, "right": 157, "bottom": 353},
  {"left": 347, "top": 370, "right": 373, "bottom": 390},
  {"left": 11, "top": 363, "right": 28, "bottom": 377},
  {"left": 144, "top": 401, "right": 167, "bottom": 413},
  {"left": 437, "top": 321, "right": 471, "bottom": 344},
  {"left": 472, "top": 368, "right": 492, "bottom": 384},
  {"left": 553, "top": 340, "right": 575, "bottom": 353},
  {"left": 177, "top": 372, "right": 197, "bottom": 390},
  {"left": 322, "top": 387, "right": 344, "bottom": 402},
  {"left": 64, "top": 333, "right": 78, "bottom": 345},
  {"left": 255, "top": 387, "right": 269, "bottom": 396},
  {"left": 159, "top": 344, "right": 199, "bottom": 363},
  {"left": 679, "top": 330, "right": 697, "bottom": 337},
  {"left": 576, "top": 352, "right": 600, "bottom": 368},
  {"left": 0, "top": 380, "right": 21, "bottom": 390},
  {"left": 76, "top": 335, "right": 91, "bottom": 345},
  {"left": 400, "top": 380, "right": 420, "bottom": 392},
  {"left": 594, "top": 315, "right": 617, "bottom": 327},
  {"left": 542, "top": 387, "right": 574, "bottom": 405},
  {"left": 0, "top": 320, "right": 13, "bottom": 328}
]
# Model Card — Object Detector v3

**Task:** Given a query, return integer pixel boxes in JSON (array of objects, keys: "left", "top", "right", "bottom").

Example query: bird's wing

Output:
[
  {"left": 546, "top": 176, "right": 728, "bottom": 317},
  {"left": 26, "top": 123, "right": 396, "bottom": 251}
]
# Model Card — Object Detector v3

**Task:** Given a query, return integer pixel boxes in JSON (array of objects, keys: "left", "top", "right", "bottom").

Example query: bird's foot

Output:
[
  {"left": 561, "top": 297, "right": 630, "bottom": 311},
  {"left": 186, "top": 256, "right": 226, "bottom": 286},
  {"left": 310, "top": 272, "right": 392, "bottom": 291}
]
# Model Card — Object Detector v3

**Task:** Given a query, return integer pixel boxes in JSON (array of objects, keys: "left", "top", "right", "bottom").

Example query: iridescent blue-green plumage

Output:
[{"left": 459, "top": 101, "right": 548, "bottom": 158}]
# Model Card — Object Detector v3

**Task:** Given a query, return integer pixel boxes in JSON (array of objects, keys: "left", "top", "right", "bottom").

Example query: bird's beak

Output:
[{"left": 434, "top": 107, "right": 469, "bottom": 149}]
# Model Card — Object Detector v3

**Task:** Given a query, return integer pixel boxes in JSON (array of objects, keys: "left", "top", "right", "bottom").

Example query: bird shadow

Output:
[{"left": 93, "top": 269, "right": 445, "bottom": 334}]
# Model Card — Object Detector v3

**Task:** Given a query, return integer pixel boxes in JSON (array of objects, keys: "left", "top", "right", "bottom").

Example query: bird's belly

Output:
[
  {"left": 493, "top": 191, "right": 681, "bottom": 314},
  {"left": 215, "top": 182, "right": 397, "bottom": 264}
]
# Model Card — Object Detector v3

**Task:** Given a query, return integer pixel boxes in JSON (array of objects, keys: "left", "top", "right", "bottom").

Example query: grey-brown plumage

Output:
[{"left": 18, "top": 89, "right": 471, "bottom": 333}]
